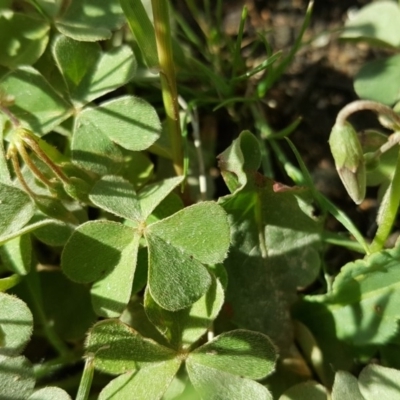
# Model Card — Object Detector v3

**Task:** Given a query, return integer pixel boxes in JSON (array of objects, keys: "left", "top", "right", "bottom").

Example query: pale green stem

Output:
[
  {"left": 336, "top": 100, "right": 400, "bottom": 128},
  {"left": 151, "top": 0, "right": 183, "bottom": 176},
  {"left": 75, "top": 354, "right": 95, "bottom": 400}
]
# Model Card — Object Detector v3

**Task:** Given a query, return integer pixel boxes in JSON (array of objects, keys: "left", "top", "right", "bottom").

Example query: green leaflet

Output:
[
  {"left": 0, "top": 11, "right": 50, "bottom": 68},
  {"left": 186, "top": 362, "right": 273, "bottom": 400},
  {"left": 0, "top": 183, "right": 34, "bottom": 240},
  {"left": 332, "top": 365, "right": 400, "bottom": 400},
  {"left": 0, "top": 354, "right": 35, "bottom": 400},
  {"left": 144, "top": 274, "right": 225, "bottom": 349},
  {"left": 53, "top": 35, "right": 137, "bottom": 106},
  {"left": 55, "top": 0, "right": 125, "bottom": 42},
  {"left": 0, "top": 292, "right": 33, "bottom": 356},
  {"left": 341, "top": 1, "right": 400, "bottom": 47},
  {"left": 85, "top": 319, "right": 177, "bottom": 375},
  {"left": 98, "top": 359, "right": 182, "bottom": 400},
  {"left": 0, "top": 67, "right": 71, "bottom": 135},
  {"left": 218, "top": 131, "right": 322, "bottom": 352}
]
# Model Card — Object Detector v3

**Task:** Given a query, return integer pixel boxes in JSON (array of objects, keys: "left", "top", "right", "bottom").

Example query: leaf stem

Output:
[
  {"left": 151, "top": 0, "right": 183, "bottom": 176},
  {"left": 336, "top": 100, "right": 400, "bottom": 128},
  {"left": 75, "top": 354, "right": 95, "bottom": 400}
]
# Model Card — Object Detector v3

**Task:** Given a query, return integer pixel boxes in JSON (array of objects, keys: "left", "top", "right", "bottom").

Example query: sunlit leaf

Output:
[
  {"left": 28, "top": 387, "right": 72, "bottom": 400},
  {"left": 98, "top": 359, "right": 181, "bottom": 400},
  {"left": 53, "top": 35, "right": 136, "bottom": 105},
  {"left": 189, "top": 330, "right": 277, "bottom": 380},
  {"left": 0, "top": 67, "right": 71, "bottom": 135},
  {"left": 186, "top": 362, "right": 273, "bottom": 400},
  {"left": 85, "top": 319, "right": 177, "bottom": 375},
  {"left": 55, "top": 0, "right": 125, "bottom": 41},
  {"left": 0, "top": 11, "right": 50, "bottom": 68}
]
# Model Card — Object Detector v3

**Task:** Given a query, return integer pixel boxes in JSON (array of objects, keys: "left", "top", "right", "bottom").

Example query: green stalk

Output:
[
  {"left": 151, "top": 0, "right": 183, "bottom": 176},
  {"left": 75, "top": 354, "right": 95, "bottom": 400},
  {"left": 370, "top": 149, "right": 400, "bottom": 252}
]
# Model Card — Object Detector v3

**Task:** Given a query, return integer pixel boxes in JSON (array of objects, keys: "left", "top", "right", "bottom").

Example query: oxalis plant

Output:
[{"left": 1, "top": 0, "right": 400, "bottom": 399}]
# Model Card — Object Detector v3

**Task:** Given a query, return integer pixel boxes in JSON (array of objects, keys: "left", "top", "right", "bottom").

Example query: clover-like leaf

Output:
[
  {"left": 0, "top": 355, "right": 35, "bottom": 400},
  {"left": 91, "top": 232, "right": 141, "bottom": 318},
  {"left": 332, "top": 365, "right": 400, "bottom": 400},
  {"left": 144, "top": 275, "right": 224, "bottom": 349},
  {"left": 138, "top": 176, "right": 184, "bottom": 220},
  {"left": 0, "top": 235, "right": 31, "bottom": 275},
  {"left": 28, "top": 387, "right": 72, "bottom": 400},
  {"left": 0, "top": 67, "right": 71, "bottom": 135},
  {"left": 0, "top": 11, "right": 50, "bottom": 68},
  {"left": 0, "top": 183, "right": 34, "bottom": 240},
  {"left": 145, "top": 202, "right": 230, "bottom": 311},
  {"left": 55, "top": 0, "right": 125, "bottom": 42},
  {"left": 53, "top": 36, "right": 136, "bottom": 106},
  {"left": 332, "top": 371, "right": 364, "bottom": 400},
  {"left": 186, "top": 362, "right": 273, "bottom": 400},
  {"left": 89, "top": 175, "right": 141, "bottom": 222},
  {"left": 145, "top": 233, "right": 212, "bottom": 312},
  {"left": 188, "top": 330, "right": 277, "bottom": 380},
  {"left": 354, "top": 55, "right": 400, "bottom": 106},
  {"left": 0, "top": 293, "right": 33, "bottom": 356},
  {"left": 218, "top": 131, "right": 322, "bottom": 352},
  {"left": 98, "top": 359, "right": 182, "bottom": 400},
  {"left": 61, "top": 221, "right": 135, "bottom": 284},
  {"left": 85, "top": 319, "right": 177, "bottom": 375},
  {"left": 341, "top": 1, "right": 400, "bottom": 47},
  {"left": 279, "top": 381, "right": 329, "bottom": 400},
  {"left": 147, "top": 202, "right": 230, "bottom": 265},
  {"left": 74, "top": 96, "right": 161, "bottom": 153}
]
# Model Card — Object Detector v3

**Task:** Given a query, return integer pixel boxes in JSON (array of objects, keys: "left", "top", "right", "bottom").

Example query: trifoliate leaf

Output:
[
  {"left": 144, "top": 275, "right": 224, "bottom": 349},
  {"left": 61, "top": 221, "right": 135, "bottom": 284},
  {"left": 85, "top": 319, "right": 177, "bottom": 375},
  {"left": 98, "top": 359, "right": 182, "bottom": 400},
  {"left": 0, "top": 293, "right": 33, "bottom": 356}
]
